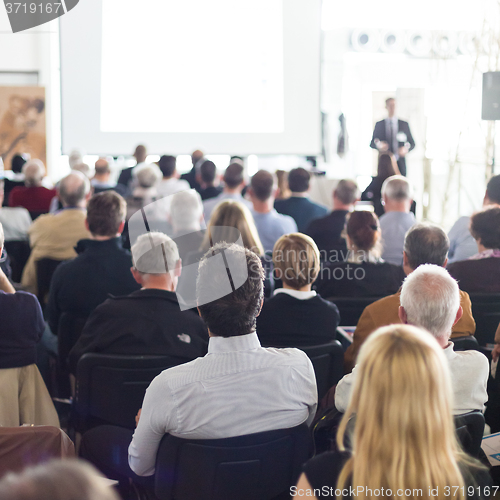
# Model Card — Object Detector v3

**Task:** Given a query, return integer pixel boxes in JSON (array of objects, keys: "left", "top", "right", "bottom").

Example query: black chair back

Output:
[
  {"left": 454, "top": 410, "right": 485, "bottom": 457},
  {"left": 299, "top": 341, "right": 344, "bottom": 401},
  {"left": 4, "top": 240, "right": 31, "bottom": 283},
  {"left": 154, "top": 423, "right": 310, "bottom": 500},
  {"left": 58, "top": 313, "right": 88, "bottom": 368},
  {"left": 452, "top": 336, "right": 480, "bottom": 352},
  {"left": 36, "top": 258, "right": 66, "bottom": 305},
  {"left": 327, "top": 296, "right": 381, "bottom": 327},
  {"left": 74, "top": 354, "right": 185, "bottom": 431},
  {"left": 469, "top": 293, "right": 500, "bottom": 347}
]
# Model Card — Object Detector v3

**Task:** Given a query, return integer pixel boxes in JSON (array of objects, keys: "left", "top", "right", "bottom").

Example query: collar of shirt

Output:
[
  {"left": 442, "top": 342, "right": 456, "bottom": 360},
  {"left": 469, "top": 248, "right": 500, "bottom": 260},
  {"left": 386, "top": 116, "right": 398, "bottom": 126},
  {"left": 273, "top": 288, "right": 317, "bottom": 300},
  {"left": 208, "top": 331, "right": 261, "bottom": 354}
]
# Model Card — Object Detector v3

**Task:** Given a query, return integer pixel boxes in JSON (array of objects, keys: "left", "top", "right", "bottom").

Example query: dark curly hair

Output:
[{"left": 470, "top": 206, "right": 500, "bottom": 250}]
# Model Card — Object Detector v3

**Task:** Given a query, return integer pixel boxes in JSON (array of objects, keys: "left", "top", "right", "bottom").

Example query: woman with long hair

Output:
[{"left": 296, "top": 325, "right": 491, "bottom": 500}]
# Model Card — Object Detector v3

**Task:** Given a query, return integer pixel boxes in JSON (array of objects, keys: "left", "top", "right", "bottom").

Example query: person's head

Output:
[
  {"left": 200, "top": 160, "right": 218, "bottom": 187},
  {"left": 11, "top": 154, "right": 28, "bottom": 174},
  {"left": 223, "top": 163, "right": 245, "bottom": 191},
  {"left": 85, "top": 191, "right": 126, "bottom": 239},
  {"left": 22, "top": 159, "right": 45, "bottom": 187},
  {"left": 470, "top": 206, "right": 500, "bottom": 251},
  {"left": 403, "top": 223, "right": 449, "bottom": 274},
  {"left": 72, "top": 163, "right": 91, "bottom": 179},
  {"left": 484, "top": 174, "right": 500, "bottom": 205},
  {"left": 399, "top": 264, "right": 462, "bottom": 344},
  {"left": 275, "top": 170, "right": 291, "bottom": 199},
  {"left": 133, "top": 144, "right": 147, "bottom": 164},
  {"left": 68, "top": 150, "right": 83, "bottom": 169},
  {"left": 191, "top": 149, "right": 204, "bottom": 166},
  {"left": 381, "top": 175, "right": 413, "bottom": 212},
  {"left": 158, "top": 155, "right": 177, "bottom": 179},
  {"left": 94, "top": 158, "right": 110, "bottom": 178},
  {"left": 333, "top": 179, "right": 359, "bottom": 210},
  {"left": 346, "top": 210, "right": 382, "bottom": 258},
  {"left": 377, "top": 152, "right": 400, "bottom": 180},
  {"left": 197, "top": 243, "right": 264, "bottom": 337},
  {"left": 131, "top": 232, "right": 181, "bottom": 290},
  {"left": 273, "top": 233, "right": 320, "bottom": 291},
  {"left": 249, "top": 170, "right": 276, "bottom": 204},
  {"left": 58, "top": 171, "right": 91, "bottom": 208},
  {"left": 337, "top": 324, "right": 468, "bottom": 500},
  {"left": 170, "top": 190, "right": 203, "bottom": 233},
  {"left": 0, "top": 459, "right": 120, "bottom": 500},
  {"left": 287, "top": 167, "right": 310, "bottom": 194},
  {"left": 134, "top": 164, "right": 162, "bottom": 189},
  {"left": 201, "top": 200, "right": 264, "bottom": 255},
  {"left": 385, "top": 97, "right": 396, "bottom": 117}
]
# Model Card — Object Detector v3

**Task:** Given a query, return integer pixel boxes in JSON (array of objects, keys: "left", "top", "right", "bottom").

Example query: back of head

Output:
[
  {"left": 158, "top": 155, "right": 177, "bottom": 178},
  {"left": 197, "top": 243, "right": 264, "bottom": 337},
  {"left": 486, "top": 174, "right": 500, "bottom": 204},
  {"left": 22, "top": 159, "right": 45, "bottom": 187},
  {"left": 0, "top": 460, "right": 119, "bottom": 500},
  {"left": 134, "top": 144, "right": 147, "bottom": 164},
  {"left": 347, "top": 210, "right": 380, "bottom": 252},
  {"left": 72, "top": 163, "right": 91, "bottom": 179},
  {"left": 68, "top": 150, "right": 83, "bottom": 169},
  {"left": 191, "top": 149, "right": 204, "bottom": 165},
  {"left": 58, "top": 171, "right": 91, "bottom": 207},
  {"left": 200, "top": 160, "right": 217, "bottom": 184},
  {"left": 377, "top": 152, "right": 399, "bottom": 179},
  {"left": 250, "top": 170, "right": 275, "bottom": 202},
  {"left": 134, "top": 164, "right": 162, "bottom": 189},
  {"left": 87, "top": 191, "right": 126, "bottom": 237},
  {"left": 170, "top": 190, "right": 203, "bottom": 232},
  {"left": 470, "top": 206, "right": 500, "bottom": 250},
  {"left": 273, "top": 233, "right": 319, "bottom": 289},
  {"left": 94, "top": 159, "right": 110, "bottom": 176},
  {"left": 381, "top": 175, "right": 412, "bottom": 202},
  {"left": 131, "top": 231, "right": 179, "bottom": 275},
  {"left": 403, "top": 223, "right": 449, "bottom": 270},
  {"left": 287, "top": 167, "right": 310, "bottom": 193},
  {"left": 11, "top": 154, "right": 27, "bottom": 174},
  {"left": 400, "top": 264, "right": 460, "bottom": 338},
  {"left": 334, "top": 179, "right": 359, "bottom": 206},
  {"left": 223, "top": 163, "right": 245, "bottom": 189}
]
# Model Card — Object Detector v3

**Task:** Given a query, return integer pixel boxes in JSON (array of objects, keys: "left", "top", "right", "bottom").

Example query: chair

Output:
[
  {"left": 468, "top": 293, "right": 500, "bottom": 347},
  {"left": 299, "top": 341, "right": 344, "bottom": 401},
  {"left": 36, "top": 258, "right": 66, "bottom": 305},
  {"left": 58, "top": 313, "right": 88, "bottom": 368},
  {"left": 4, "top": 240, "right": 31, "bottom": 283},
  {"left": 73, "top": 354, "right": 186, "bottom": 432},
  {"left": 326, "top": 296, "right": 382, "bottom": 327},
  {"left": 452, "top": 336, "right": 480, "bottom": 352},
  {"left": 154, "top": 423, "right": 310, "bottom": 500},
  {"left": 454, "top": 411, "right": 485, "bottom": 458}
]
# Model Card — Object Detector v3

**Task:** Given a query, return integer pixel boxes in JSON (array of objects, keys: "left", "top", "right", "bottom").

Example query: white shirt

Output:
[
  {"left": 335, "top": 341, "right": 489, "bottom": 415},
  {"left": 156, "top": 177, "right": 190, "bottom": 198},
  {"left": 203, "top": 192, "right": 252, "bottom": 222},
  {"left": 385, "top": 116, "right": 399, "bottom": 156},
  {"left": 128, "top": 332, "right": 317, "bottom": 476},
  {"left": 0, "top": 207, "right": 31, "bottom": 241},
  {"left": 274, "top": 288, "right": 317, "bottom": 300}
]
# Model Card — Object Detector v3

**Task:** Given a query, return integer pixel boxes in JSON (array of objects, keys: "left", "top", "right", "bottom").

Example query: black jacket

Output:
[
  {"left": 68, "top": 288, "right": 209, "bottom": 374},
  {"left": 47, "top": 238, "right": 140, "bottom": 334},
  {"left": 305, "top": 210, "right": 348, "bottom": 259}
]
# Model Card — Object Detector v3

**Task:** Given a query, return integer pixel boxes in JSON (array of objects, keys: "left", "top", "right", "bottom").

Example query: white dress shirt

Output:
[
  {"left": 385, "top": 116, "right": 399, "bottom": 157},
  {"left": 128, "top": 332, "right": 317, "bottom": 476},
  {"left": 156, "top": 178, "right": 190, "bottom": 198},
  {"left": 274, "top": 288, "right": 317, "bottom": 300}
]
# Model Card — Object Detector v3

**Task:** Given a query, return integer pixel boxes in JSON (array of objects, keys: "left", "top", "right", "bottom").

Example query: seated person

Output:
[
  {"left": 91, "top": 158, "right": 128, "bottom": 197},
  {"left": 257, "top": 233, "right": 340, "bottom": 347},
  {"left": 305, "top": 179, "right": 359, "bottom": 259},
  {"left": 80, "top": 243, "right": 317, "bottom": 482},
  {"left": 156, "top": 155, "right": 190, "bottom": 198},
  {"left": 9, "top": 159, "right": 57, "bottom": 214},
  {"left": 447, "top": 206, "right": 500, "bottom": 293},
  {"left": 296, "top": 325, "right": 491, "bottom": 498},
  {"left": 2, "top": 154, "right": 27, "bottom": 207},
  {"left": 314, "top": 210, "right": 405, "bottom": 298},
  {"left": 125, "top": 164, "right": 162, "bottom": 221},
  {"left": 344, "top": 223, "right": 476, "bottom": 372},
  {"left": 336, "top": 265, "right": 488, "bottom": 414},
  {"left": 198, "top": 160, "right": 222, "bottom": 201},
  {"left": 0, "top": 179, "right": 31, "bottom": 241},
  {"left": 47, "top": 191, "right": 140, "bottom": 336},
  {"left": 68, "top": 232, "right": 208, "bottom": 374},
  {"left": 117, "top": 144, "right": 147, "bottom": 189}
]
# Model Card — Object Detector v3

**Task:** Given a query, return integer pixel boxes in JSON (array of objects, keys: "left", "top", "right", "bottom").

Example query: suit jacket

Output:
[
  {"left": 344, "top": 289, "right": 476, "bottom": 372},
  {"left": 370, "top": 119, "right": 415, "bottom": 153},
  {"left": 305, "top": 210, "right": 348, "bottom": 258},
  {"left": 274, "top": 196, "right": 328, "bottom": 233}
]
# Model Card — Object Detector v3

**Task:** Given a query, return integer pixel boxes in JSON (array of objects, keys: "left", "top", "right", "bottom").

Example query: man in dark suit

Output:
[{"left": 370, "top": 98, "right": 415, "bottom": 176}]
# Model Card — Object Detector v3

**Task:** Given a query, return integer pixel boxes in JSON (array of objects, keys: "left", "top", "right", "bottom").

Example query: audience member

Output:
[
  {"left": 156, "top": 155, "right": 190, "bottom": 198},
  {"left": 68, "top": 232, "right": 208, "bottom": 374},
  {"left": 9, "top": 160, "right": 57, "bottom": 214},
  {"left": 296, "top": 325, "right": 491, "bottom": 499},
  {"left": 274, "top": 168, "right": 328, "bottom": 231},
  {"left": 180, "top": 149, "right": 204, "bottom": 192},
  {"left": 314, "top": 210, "right": 405, "bottom": 298},
  {"left": 117, "top": 144, "right": 147, "bottom": 188},
  {"left": 275, "top": 170, "right": 291, "bottom": 200},
  {"left": 21, "top": 171, "right": 91, "bottom": 294},
  {"left": 203, "top": 163, "right": 251, "bottom": 220},
  {"left": 361, "top": 152, "right": 400, "bottom": 217},
  {"left": 248, "top": 170, "right": 297, "bottom": 253},
  {"left": 72, "top": 163, "right": 91, "bottom": 179},
  {"left": 198, "top": 160, "right": 223, "bottom": 201},
  {"left": 257, "top": 233, "right": 339, "bottom": 347},
  {"left": 126, "top": 163, "right": 162, "bottom": 220},
  {"left": 305, "top": 179, "right": 359, "bottom": 257},
  {"left": 80, "top": 243, "right": 317, "bottom": 482},
  {"left": 2, "top": 153, "right": 27, "bottom": 206},
  {"left": 344, "top": 223, "right": 476, "bottom": 372},
  {"left": 448, "top": 206, "right": 500, "bottom": 293},
  {"left": 448, "top": 174, "right": 500, "bottom": 263},
  {"left": 0, "top": 460, "right": 120, "bottom": 500},
  {"left": 47, "top": 191, "right": 140, "bottom": 336},
  {"left": 379, "top": 175, "right": 415, "bottom": 265},
  {"left": 336, "top": 265, "right": 488, "bottom": 414},
  {"left": 0, "top": 179, "right": 31, "bottom": 241},
  {"left": 91, "top": 158, "right": 128, "bottom": 197}
]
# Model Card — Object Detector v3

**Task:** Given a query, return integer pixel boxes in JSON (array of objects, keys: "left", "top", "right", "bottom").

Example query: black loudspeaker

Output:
[{"left": 482, "top": 72, "right": 500, "bottom": 120}]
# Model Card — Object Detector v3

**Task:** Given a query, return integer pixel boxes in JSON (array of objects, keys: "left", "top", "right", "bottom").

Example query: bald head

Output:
[
  {"left": 95, "top": 158, "right": 110, "bottom": 176},
  {"left": 58, "top": 171, "right": 91, "bottom": 208},
  {"left": 23, "top": 159, "right": 45, "bottom": 187}
]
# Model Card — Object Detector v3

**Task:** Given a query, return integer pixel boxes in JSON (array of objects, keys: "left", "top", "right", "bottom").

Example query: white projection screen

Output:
[{"left": 60, "top": 0, "right": 321, "bottom": 156}]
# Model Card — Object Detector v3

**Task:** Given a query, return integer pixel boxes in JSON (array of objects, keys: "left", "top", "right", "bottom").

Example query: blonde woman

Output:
[{"left": 295, "top": 325, "right": 491, "bottom": 500}]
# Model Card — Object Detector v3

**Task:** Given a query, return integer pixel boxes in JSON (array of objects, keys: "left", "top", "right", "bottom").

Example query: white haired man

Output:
[{"left": 336, "top": 264, "right": 488, "bottom": 414}]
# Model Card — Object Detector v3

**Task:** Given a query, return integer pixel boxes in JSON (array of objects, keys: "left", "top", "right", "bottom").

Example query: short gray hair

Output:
[
  {"left": 131, "top": 232, "right": 179, "bottom": 275},
  {"left": 334, "top": 179, "right": 360, "bottom": 205},
  {"left": 135, "top": 164, "right": 162, "bottom": 188},
  {"left": 58, "top": 171, "right": 91, "bottom": 207},
  {"left": 170, "top": 190, "right": 203, "bottom": 232},
  {"left": 400, "top": 264, "right": 460, "bottom": 339},
  {"left": 382, "top": 175, "right": 412, "bottom": 201},
  {"left": 23, "top": 159, "right": 45, "bottom": 187},
  {"left": 404, "top": 223, "right": 449, "bottom": 270}
]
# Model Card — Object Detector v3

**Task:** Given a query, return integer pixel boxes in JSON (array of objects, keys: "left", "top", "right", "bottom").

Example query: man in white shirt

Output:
[
  {"left": 0, "top": 179, "right": 31, "bottom": 241},
  {"left": 335, "top": 264, "right": 489, "bottom": 415},
  {"left": 156, "top": 155, "right": 190, "bottom": 198}
]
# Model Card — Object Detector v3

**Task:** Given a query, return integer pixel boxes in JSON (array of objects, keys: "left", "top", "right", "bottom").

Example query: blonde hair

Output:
[
  {"left": 200, "top": 200, "right": 264, "bottom": 256},
  {"left": 273, "top": 233, "right": 320, "bottom": 289},
  {"left": 337, "top": 325, "right": 480, "bottom": 500}
]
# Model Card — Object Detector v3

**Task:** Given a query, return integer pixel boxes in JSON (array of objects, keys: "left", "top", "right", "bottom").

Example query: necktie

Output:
[{"left": 389, "top": 120, "right": 394, "bottom": 153}]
